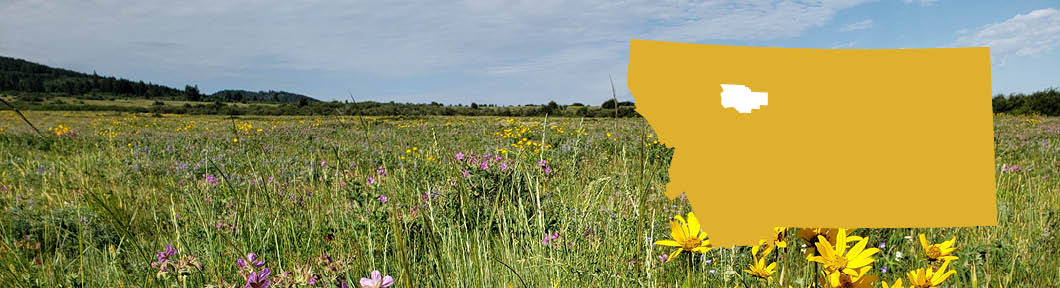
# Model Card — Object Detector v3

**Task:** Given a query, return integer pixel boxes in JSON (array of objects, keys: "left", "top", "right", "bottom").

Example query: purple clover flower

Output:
[{"left": 455, "top": 152, "right": 465, "bottom": 160}]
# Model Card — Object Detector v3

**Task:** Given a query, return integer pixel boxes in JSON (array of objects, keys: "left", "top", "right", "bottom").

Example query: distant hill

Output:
[{"left": 0, "top": 55, "right": 317, "bottom": 103}]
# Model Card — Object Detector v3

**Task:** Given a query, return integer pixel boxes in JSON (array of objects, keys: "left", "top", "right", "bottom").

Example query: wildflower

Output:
[
  {"left": 245, "top": 267, "right": 272, "bottom": 288},
  {"left": 821, "top": 267, "right": 877, "bottom": 288},
  {"left": 499, "top": 162, "right": 509, "bottom": 170},
  {"left": 654, "top": 211, "right": 712, "bottom": 262},
  {"left": 237, "top": 253, "right": 265, "bottom": 268},
  {"left": 377, "top": 195, "right": 388, "bottom": 204},
  {"left": 480, "top": 160, "right": 489, "bottom": 170},
  {"left": 461, "top": 170, "right": 470, "bottom": 178},
  {"left": 905, "top": 260, "right": 956, "bottom": 288},
  {"left": 808, "top": 228, "right": 879, "bottom": 283},
  {"left": 1, "top": 186, "right": 8, "bottom": 191},
  {"left": 743, "top": 240, "right": 777, "bottom": 281},
  {"left": 376, "top": 166, "right": 388, "bottom": 176},
  {"left": 151, "top": 244, "right": 179, "bottom": 271},
  {"left": 878, "top": 242, "right": 886, "bottom": 249},
  {"left": 918, "top": 234, "right": 958, "bottom": 262},
  {"left": 541, "top": 231, "right": 560, "bottom": 246},
  {"left": 359, "top": 270, "right": 394, "bottom": 288},
  {"left": 798, "top": 228, "right": 862, "bottom": 258},
  {"left": 455, "top": 152, "right": 465, "bottom": 160},
  {"left": 881, "top": 266, "right": 889, "bottom": 273},
  {"left": 321, "top": 160, "right": 327, "bottom": 167},
  {"left": 367, "top": 177, "right": 376, "bottom": 185},
  {"left": 882, "top": 279, "right": 905, "bottom": 288},
  {"left": 657, "top": 254, "right": 669, "bottom": 263},
  {"left": 1001, "top": 164, "right": 1024, "bottom": 173},
  {"left": 771, "top": 227, "right": 788, "bottom": 249}
]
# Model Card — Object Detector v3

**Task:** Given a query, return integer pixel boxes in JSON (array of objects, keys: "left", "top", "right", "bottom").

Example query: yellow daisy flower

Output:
[
  {"left": 918, "top": 234, "right": 958, "bottom": 262},
  {"left": 654, "top": 211, "right": 712, "bottom": 262},
  {"left": 882, "top": 279, "right": 905, "bottom": 288},
  {"left": 743, "top": 240, "right": 777, "bottom": 280},
  {"left": 798, "top": 228, "right": 863, "bottom": 258},
  {"left": 772, "top": 227, "right": 788, "bottom": 249},
  {"left": 809, "top": 228, "right": 879, "bottom": 284},
  {"left": 906, "top": 260, "right": 956, "bottom": 288},
  {"left": 820, "top": 266, "right": 877, "bottom": 288}
]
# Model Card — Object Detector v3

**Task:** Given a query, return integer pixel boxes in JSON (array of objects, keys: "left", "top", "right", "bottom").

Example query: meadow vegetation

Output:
[{"left": 0, "top": 111, "right": 1056, "bottom": 287}]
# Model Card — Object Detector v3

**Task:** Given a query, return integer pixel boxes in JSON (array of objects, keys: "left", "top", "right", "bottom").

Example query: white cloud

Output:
[
  {"left": 840, "top": 19, "right": 873, "bottom": 32},
  {"left": 952, "top": 8, "right": 1060, "bottom": 63},
  {"left": 0, "top": 0, "right": 871, "bottom": 103}
]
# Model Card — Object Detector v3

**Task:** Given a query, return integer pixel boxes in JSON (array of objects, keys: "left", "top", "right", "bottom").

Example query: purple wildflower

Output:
[
  {"left": 203, "top": 174, "right": 220, "bottom": 185},
  {"left": 479, "top": 160, "right": 489, "bottom": 170},
  {"left": 541, "top": 231, "right": 560, "bottom": 246},
  {"left": 151, "top": 244, "right": 178, "bottom": 271},
  {"left": 0, "top": 186, "right": 7, "bottom": 191},
  {"left": 377, "top": 195, "right": 389, "bottom": 204},
  {"left": 455, "top": 152, "right": 465, "bottom": 160},
  {"left": 321, "top": 160, "right": 327, "bottom": 167},
  {"left": 880, "top": 266, "right": 889, "bottom": 273},
  {"left": 658, "top": 254, "right": 669, "bottom": 263},
  {"left": 499, "top": 162, "right": 508, "bottom": 171},
  {"left": 376, "top": 166, "right": 388, "bottom": 177},
  {"left": 244, "top": 267, "right": 272, "bottom": 288},
  {"left": 237, "top": 253, "right": 265, "bottom": 268},
  {"left": 461, "top": 170, "right": 470, "bottom": 178},
  {"left": 878, "top": 242, "right": 886, "bottom": 249},
  {"left": 1002, "top": 164, "right": 1025, "bottom": 173},
  {"left": 359, "top": 270, "right": 394, "bottom": 288},
  {"left": 367, "top": 177, "right": 375, "bottom": 185},
  {"left": 267, "top": 176, "right": 274, "bottom": 183}
]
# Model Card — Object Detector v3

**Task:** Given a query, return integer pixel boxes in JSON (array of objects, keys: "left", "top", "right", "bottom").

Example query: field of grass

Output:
[{"left": 0, "top": 110, "right": 1056, "bottom": 287}]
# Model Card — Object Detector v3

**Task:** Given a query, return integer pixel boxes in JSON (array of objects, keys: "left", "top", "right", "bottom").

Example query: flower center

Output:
[
  {"left": 682, "top": 238, "right": 700, "bottom": 250},
  {"left": 828, "top": 255, "right": 849, "bottom": 271},
  {"left": 927, "top": 246, "right": 942, "bottom": 259}
]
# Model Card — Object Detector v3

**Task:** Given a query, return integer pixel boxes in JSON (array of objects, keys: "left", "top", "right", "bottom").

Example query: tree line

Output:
[{"left": 992, "top": 88, "right": 1060, "bottom": 116}]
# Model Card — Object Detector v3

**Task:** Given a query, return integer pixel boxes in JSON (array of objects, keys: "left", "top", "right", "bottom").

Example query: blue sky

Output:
[{"left": 2, "top": 0, "right": 1058, "bottom": 105}]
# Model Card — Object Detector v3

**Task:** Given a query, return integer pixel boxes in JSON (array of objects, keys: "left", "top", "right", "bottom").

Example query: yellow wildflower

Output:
[{"left": 654, "top": 211, "right": 712, "bottom": 262}]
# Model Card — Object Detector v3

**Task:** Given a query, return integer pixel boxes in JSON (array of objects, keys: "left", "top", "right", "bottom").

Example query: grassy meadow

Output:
[{"left": 0, "top": 110, "right": 1056, "bottom": 287}]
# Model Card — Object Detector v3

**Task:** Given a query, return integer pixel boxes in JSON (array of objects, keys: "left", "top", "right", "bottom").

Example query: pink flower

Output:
[
  {"left": 359, "top": 270, "right": 394, "bottom": 288},
  {"left": 367, "top": 177, "right": 376, "bottom": 184},
  {"left": 455, "top": 152, "right": 465, "bottom": 160}
]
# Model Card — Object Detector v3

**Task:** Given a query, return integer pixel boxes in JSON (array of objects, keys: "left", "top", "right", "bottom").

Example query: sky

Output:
[{"left": 2, "top": 0, "right": 1058, "bottom": 105}]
